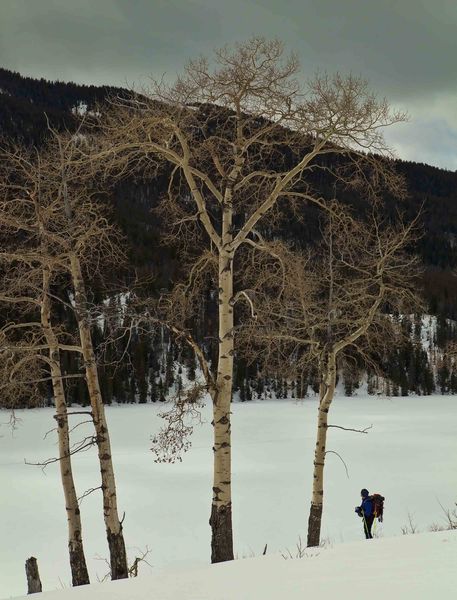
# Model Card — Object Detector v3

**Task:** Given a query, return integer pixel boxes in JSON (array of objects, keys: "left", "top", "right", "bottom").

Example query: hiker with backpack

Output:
[{"left": 355, "top": 489, "right": 385, "bottom": 539}]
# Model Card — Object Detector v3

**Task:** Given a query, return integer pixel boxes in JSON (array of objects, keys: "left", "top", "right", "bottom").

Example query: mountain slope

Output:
[
  {"left": 2, "top": 68, "right": 457, "bottom": 400},
  {"left": 0, "top": 67, "right": 126, "bottom": 144},
  {"left": 2, "top": 67, "right": 457, "bottom": 287}
]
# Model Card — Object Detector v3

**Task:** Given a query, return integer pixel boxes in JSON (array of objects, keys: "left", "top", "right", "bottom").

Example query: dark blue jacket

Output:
[{"left": 360, "top": 496, "right": 373, "bottom": 517}]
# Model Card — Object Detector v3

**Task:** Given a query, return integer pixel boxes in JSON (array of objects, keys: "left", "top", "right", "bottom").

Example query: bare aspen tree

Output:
[
  {"left": 0, "top": 136, "right": 129, "bottom": 580},
  {"left": 99, "top": 37, "right": 407, "bottom": 562},
  {"left": 0, "top": 151, "right": 91, "bottom": 586},
  {"left": 53, "top": 136, "right": 129, "bottom": 579},
  {"left": 243, "top": 203, "right": 420, "bottom": 547}
]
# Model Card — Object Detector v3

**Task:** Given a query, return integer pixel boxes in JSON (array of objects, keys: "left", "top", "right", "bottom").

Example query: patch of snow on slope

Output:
[{"left": 71, "top": 101, "right": 88, "bottom": 116}]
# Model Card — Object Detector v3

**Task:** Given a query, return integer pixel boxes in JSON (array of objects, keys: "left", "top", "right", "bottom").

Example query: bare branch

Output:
[
  {"left": 325, "top": 450, "right": 350, "bottom": 478},
  {"left": 327, "top": 424, "right": 373, "bottom": 434},
  {"left": 78, "top": 486, "right": 103, "bottom": 504}
]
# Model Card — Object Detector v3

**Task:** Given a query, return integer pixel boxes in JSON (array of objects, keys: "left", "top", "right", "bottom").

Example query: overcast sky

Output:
[{"left": 1, "top": 0, "right": 456, "bottom": 170}]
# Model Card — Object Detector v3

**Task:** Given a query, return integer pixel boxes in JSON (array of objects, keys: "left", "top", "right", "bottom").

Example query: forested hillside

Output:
[{"left": 2, "top": 67, "right": 457, "bottom": 403}]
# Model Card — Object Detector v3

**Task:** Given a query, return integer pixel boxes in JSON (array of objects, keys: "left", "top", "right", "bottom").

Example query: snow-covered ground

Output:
[
  {"left": 1, "top": 394, "right": 456, "bottom": 598},
  {"left": 9, "top": 530, "right": 457, "bottom": 600}
]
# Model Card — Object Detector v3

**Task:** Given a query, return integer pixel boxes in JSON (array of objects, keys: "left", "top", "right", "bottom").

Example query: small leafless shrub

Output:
[
  {"left": 128, "top": 546, "right": 153, "bottom": 577},
  {"left": 401, "top": 512, "right": 419, "bottom": 535},
  {"left": 280, "top": 536, "right": 321, "bottom": 560},
  {"left": 438, "top": 501, "right": 457, "bottom": 530},
  {"left": 428, "top": 523, "right": 446, "bottom": 532}
]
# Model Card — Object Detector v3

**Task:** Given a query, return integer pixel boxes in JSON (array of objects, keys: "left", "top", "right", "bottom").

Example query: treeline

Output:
[{"left": 49, "top": 312, "right": 456, "bottom": 408}]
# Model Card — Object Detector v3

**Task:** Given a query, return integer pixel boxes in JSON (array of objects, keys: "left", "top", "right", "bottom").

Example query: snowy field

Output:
[
  {"left": 1, "top": 394, "right": 456, "bottom": 598},
  {"left": 9, "top": 530, "right": 457, "bottom": 600}
]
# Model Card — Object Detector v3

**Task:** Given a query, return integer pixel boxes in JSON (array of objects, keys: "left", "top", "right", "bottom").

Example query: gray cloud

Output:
[
  {"left": 386, "top": 117, "right": 457, "bottom": 170},
  {"left": 1, "top": 0, "right": 456, "bottom": 169}
]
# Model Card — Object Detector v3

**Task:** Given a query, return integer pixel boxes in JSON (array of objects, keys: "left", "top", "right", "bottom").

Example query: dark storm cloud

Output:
[{"left": 1, "top": 0, "right": 456, "bottom": 168}]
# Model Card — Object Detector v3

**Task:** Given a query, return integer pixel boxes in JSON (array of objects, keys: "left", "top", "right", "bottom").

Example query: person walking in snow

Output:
[{"left": 355, "top": 488, "right": 374, "bottom": 539}]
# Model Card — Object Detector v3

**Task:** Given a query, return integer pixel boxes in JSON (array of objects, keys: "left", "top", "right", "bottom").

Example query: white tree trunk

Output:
[
  {"left": 69, "top": 253, "right": 128, "bottom": 580},
  {"left": 210, "top": 246, "right": 235, "bottom": 562},
  {"left": 307, "top": 353, "right": 336, "bottom": 547},
  {"left": 41, "top": 266, "right": 90, "bottom": 586}
]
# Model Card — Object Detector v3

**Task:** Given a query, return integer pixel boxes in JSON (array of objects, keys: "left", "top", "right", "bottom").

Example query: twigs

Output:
[
  {"left": 437, "top": 499, "right": 457, "bottom": 530},
  {"left": 25, "top": 434, "right": 97, "bottom": 470},
  {"left": 128, "top": 546, "right": 153, "bottom": 577},
  {"left": 232, "top": 290, "right": 257, "bottom": 318},
  {"left": 280, "top": 536, "right": 313, "bottom": 560},
  {"left": 78, "top": 486, "right": 103, "bottom": 504},
  {"left": 151, "top": 385, "right": 205, "bottom": 463},
  {"left": 1, "top": 411, "right": 22, "bottom": 432},
  {"left": 94, "top": 555, "right": 112, "bottom": 583},
  {"left": 68, "top": 419, "right": 94, "bottom": 435},
  {"left": 325, "top": 450, "right": 350, "bottom": 478},
  {"left": 327, "top": 424, "right": 373, "bottom": 434},
  {"left": 401, "top": 512, "right": 419, "bottom": 535},
  {"left": 65, "top": 411, "right": 94, "bottom": 418}
]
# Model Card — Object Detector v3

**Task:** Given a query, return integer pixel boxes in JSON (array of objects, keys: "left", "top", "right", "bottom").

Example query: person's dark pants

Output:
[{"left": 364, "top": 515, "right": 375, "bottom": 539}]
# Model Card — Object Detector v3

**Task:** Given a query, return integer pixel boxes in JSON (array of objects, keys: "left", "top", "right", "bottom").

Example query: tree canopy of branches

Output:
[
  {"left": 241, "top": 201, "right": 421, "bottom": 547},
  {"left": 0, "top": 129, "right": 129, "bottom": 581},
  {"left": 96, "top": 36, "right": 407, "bottom": 562}
]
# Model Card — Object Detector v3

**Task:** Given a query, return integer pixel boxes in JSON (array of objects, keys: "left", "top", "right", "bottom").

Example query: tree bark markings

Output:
[
  {"left": 307, "top": 354, "right": 336, "bottom": 547},
  {"left": 69, "top": 253, "right": 128, "bottom": 580},
  {"left": 25, "top": 557, "right": 42, "bottom": 594},
  {"left": 41, "top": 263, "right": 90, "bottom": 585},
  {"left": 210, "top": 245, "right": 235, "bottom": 562}
]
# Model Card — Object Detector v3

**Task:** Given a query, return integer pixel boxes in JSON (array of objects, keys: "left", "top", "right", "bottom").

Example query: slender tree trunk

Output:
[
  {"left": 307, "top": 354, "right": 336, "bottom": 547},
  {"left": 69, "top": 253, "right": 128, "bottom": 580},
  {"left": 41, "top": 267, "right": 90, "bottom": 586},
  {"left": 210, "top": 240, "right": 235, "bottom": 563}
]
